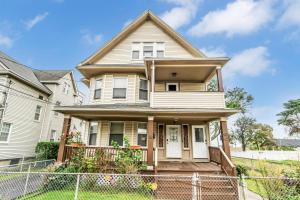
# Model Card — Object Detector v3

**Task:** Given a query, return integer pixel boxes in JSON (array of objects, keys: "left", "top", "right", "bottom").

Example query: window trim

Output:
[
  {"left": 50, "top": 129, "right": 57, "bottom": 142},
  {"left": 166, "top": 83, "right": 179, "bottom": 92},
  {"left": 108, "top": 121, "right": 125, "bottom": 147},
  {"left": 139, "top": 78, "right": 148, "bottom": 101},
  {"left": 88, "top": 121, "right": 99, "bottom": 146},
  {"left": 137, "top": 122, "right": 148, "bottom": 147},
  {"left": 0, "top": 122, "right": 12, "bottom": 143},
  {"left": 94, "top": 79, "right": 102, "bottom": 100},
  {"left": 143, "top": 44, "right": 154, "bottom": 58},
  {"left": 34, "top": 105, "right": 42, "bottom": 122},
  {"left": 63, "top": 81, "right": 70, "bottom": 95},
  {"left": 112, "top": 77, "right": 128, "bottom": 99},
  {"left": 157, "top": 123, "right": 165, "bottom": 149}
]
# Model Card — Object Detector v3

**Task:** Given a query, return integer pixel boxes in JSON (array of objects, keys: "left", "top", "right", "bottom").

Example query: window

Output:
[
  {"left": 38, "top": 95, "right": 43, "bottom": 100},
  {"left": 139, "top": 79, "right": 148, "bottom": 100},
  {"left": 158, "top": 124, "right": 164, "bottom": 148},
  {"left": 143, "top": 44, "right": 153, "bottom": 57},
  {"left": 132, "top": 42, "right": 141, "bottom": 60},
  {"left": 195, "top": 128, "right": 204, "bottom": 142},
  {"left": 63, "top": 82, "right": 70, "bottom": 94},
  {"left": 88, "top": 122, "right": 98, "bottom": 145},
  {"left": 34, "top": 105, "right": 42, "bottom": 121},
  {"left": 54, "top": 101, "right": 61, "bottom": 116},
  {"left": 137, "top": 123, "right": 147, "bottom": 147},
  {"left": 132, "top": 51, "right": 140, "bottom": 60},
  {"left": 183, "top": 124, "right": 189, "bottom": 148},
  {"left": 0, "top": 122, "right": 11, "bottom": 142},
  {"left": 109, "top": 122, "right": 124, "bottom": 146},
  {"left": 166, "top": 83, "right": 178, "bottom": 92},
  {"left": 113, "top": 78, "right": 127, "bottom": 99},
  {"left": 50, "top": 130, "right": 56, "bottom": 142},
  {"left": 156, "top": 42, "right": 165, "bottom": 58},
  {"left": 94, "top": 79, "right": 102, "bottom": 99}
]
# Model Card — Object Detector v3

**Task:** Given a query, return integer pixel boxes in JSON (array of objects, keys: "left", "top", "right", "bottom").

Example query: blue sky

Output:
[{"left": 1, "top": 0, "right": 300, "bottom": 138}]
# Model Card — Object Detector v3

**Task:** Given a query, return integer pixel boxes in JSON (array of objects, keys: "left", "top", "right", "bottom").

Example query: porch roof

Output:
[{"left": 54, "top": 103, "right": 239, "bottom": 121}]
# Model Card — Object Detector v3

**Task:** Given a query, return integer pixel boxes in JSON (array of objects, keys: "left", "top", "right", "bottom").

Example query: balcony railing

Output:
[
  {"left": 151, "top": 92, "right": 225, "bottom": 108},
  {"left": 64, "top": 145, "right": 148, "bottom": 164}
]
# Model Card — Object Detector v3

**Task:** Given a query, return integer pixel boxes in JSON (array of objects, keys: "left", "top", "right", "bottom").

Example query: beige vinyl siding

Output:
[
  {"left": 95, "top": 21, "right": 196, "bottom": 64},
  {"left": 0, "top": 77, "right": 47, "bottom": 160},
  {"left": 154, "top": 83, "right": 165, "bottom": 92},
  {"left": 89, "top": 73, "right": 149, "bottom": 104}
]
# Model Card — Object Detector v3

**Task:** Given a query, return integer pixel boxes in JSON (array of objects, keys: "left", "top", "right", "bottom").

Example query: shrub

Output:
[
  {"left": 236, "top": 164, "right": 248, "bottom": 178},
  {"left": 35, "top": 142, "right": 59, "bottom": 160}
]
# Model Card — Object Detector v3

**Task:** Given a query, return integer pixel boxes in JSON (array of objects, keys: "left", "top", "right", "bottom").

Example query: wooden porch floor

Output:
[{"left": 157, "top": 161, "right": 224, "bottom": 175}]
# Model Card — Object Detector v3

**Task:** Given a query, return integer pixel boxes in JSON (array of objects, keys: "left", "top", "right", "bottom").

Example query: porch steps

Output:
[{"left": 155, "top": 176, "right": 239, "bottom": 200}]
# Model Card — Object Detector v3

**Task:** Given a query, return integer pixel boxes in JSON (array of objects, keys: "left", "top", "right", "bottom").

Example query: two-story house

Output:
[
  {"left": 56, "top": 11, "right": 238, "bottom": 175},
  {"left": 0, "top": 51, "right": 85, "bottom": 165}
]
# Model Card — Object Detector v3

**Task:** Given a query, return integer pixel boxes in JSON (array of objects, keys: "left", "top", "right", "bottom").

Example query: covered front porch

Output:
[{"left": 55, "top": 105, "right": 237, "bottom": 175}]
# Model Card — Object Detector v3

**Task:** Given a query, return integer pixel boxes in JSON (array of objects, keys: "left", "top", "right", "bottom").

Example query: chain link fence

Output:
[
  {"left": 0, "top": 170, "right": 299, "bottom": 200},
  {"left": 0, "top": 159, "right": 55, "bottom": 173}
]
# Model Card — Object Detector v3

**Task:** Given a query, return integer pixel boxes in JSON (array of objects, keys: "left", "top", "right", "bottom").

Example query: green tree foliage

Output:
[
  {"left": 225, "top": 87, "right": 254, "bottom": 113},
  {"left": 248, "top": 123, "right": 275, "bottom": 150},
  {"left": 231, "top": 116, "right": 256, "bottom": 151},
  {"left": 207, "top": 77, "right": 218, "bottom": 92},
  {"left": 35, "top": 142, "right": 59, "bottom": 160},
  {"left": 277, "top": 99, "right": 300, "bottom": 136}
]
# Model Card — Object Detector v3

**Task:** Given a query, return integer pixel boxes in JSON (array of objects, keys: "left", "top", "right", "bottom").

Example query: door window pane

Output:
[
  {"left": 195, "top": 128, "right": 204, "bottom": 142},
  {"left": 183, "top": 125, "right": 189, "bottom": 148},
  {"left": 158, "top": 124, "right": 164, "bottom": 147},
  {"left": 169, "top": 127, "right": 178, "bottom": 142}
]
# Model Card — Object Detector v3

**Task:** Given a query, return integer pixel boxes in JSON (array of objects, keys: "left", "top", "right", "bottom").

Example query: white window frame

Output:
[
  {"left": 112, "top": 77, "right": 128, "bottom": 99},
  {"left": 139, "top": 78, "right": 148, "bottom": 101},
  {"left": 63, "top": 82, "right": 70, "bottom": 95},
  {"left": 88, "top": 121, "right": 99, "bottom": 146},
  {"left": 131, "top": 42, "right": 141, "bottom": 60},
  {"left": 166, "top": 83, "right": 179, "bottom": 92},
  {"left": 94, "top": 79, "right": 102, "bottom": 100},
  {"left": 143, "top": 43, "right": 154, "bottom": 58},
  {"left": 108, "top": 121, "right": 125, "bottom": 147},
  {"left": 156, "top": 42, "right": 165, "bottom": 58},
  {"left": 137, "top": 122, "right": 147, "bottom": 147},
  {"left": 0, "top": 122, "right": 12, "bottom": 143},
  {"left": 50, "top": 130, "right": 57, "bottom": 142},
  {"left": 131, "top": 42, "right": 165, "bottom": 60},
  {"left": 34, "top": 105, "right": 42, "bottom": 121}
]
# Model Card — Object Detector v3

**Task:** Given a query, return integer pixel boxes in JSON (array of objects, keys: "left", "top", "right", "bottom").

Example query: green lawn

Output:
[
  {"left": 233, "top": 157, "right": 300, "bottom": 198},
  {"left": 22, "top": 190, "right": 151, "bottom": 200}
]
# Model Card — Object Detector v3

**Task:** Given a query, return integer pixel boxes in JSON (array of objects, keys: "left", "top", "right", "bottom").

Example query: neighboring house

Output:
[
  {"left": 273, "top": 139, "right": 300, "bottom": 149},
  {"left": 56, "top": 11, "right": 238, "bottom": 176},
  {"left": 0, "top": 51, "right": 84, "bottom": 165}
]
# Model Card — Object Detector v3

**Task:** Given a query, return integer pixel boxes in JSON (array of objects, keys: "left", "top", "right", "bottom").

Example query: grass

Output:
[
  {"left": 21, "top": 190, "right": 151, "bottom": 200},
  {"left": 233, "top": 157, "right": 300, "bottom": 197}
]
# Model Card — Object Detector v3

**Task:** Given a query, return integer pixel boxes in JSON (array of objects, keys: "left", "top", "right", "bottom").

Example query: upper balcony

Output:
[{"left": 145, "top": 58, "right": 229, "bottom": 109}]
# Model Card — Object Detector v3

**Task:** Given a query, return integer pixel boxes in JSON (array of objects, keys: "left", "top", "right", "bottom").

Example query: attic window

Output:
[
  {"left": 143, "top": 44, "right": 153, "bottom": 57},
  {"left": 38, "top": 95, "right": 43, "bottom": 100}
]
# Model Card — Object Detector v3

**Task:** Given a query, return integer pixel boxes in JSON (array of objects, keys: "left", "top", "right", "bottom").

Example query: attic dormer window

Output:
[{"left": 143, "top": 44, "right": 153, "bottom": 57}]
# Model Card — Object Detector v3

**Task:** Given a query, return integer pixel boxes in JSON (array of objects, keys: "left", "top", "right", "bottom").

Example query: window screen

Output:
[{"left": 109, "top": 122, "right": 124, "bottom": 146}]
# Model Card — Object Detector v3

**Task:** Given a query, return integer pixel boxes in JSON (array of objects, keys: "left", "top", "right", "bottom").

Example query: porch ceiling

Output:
[{"left": 54, "top": 104, "right": 238, "bottom": 121}]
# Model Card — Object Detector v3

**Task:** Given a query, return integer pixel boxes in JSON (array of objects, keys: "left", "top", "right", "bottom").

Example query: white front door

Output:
[
  {"left": 192, "top": 126, "right": 208, "bottom": 159},
  {"left": 166, "top": 125, "right": 182, "bottom": 158}
]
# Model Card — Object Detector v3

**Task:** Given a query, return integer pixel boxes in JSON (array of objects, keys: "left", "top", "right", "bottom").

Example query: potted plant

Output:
[{"left": 67, "top": 131, "right": 85, "bottom": 147}]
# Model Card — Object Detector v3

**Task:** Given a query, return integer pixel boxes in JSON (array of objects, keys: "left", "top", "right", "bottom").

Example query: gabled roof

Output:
[
  {"left": 0, "top": 51, "right": 52, "bottom": 94},
  {"left": 78, "top": 10, "right": 206, "bottom": 66},
  {"left": 33, "top": 70, "right": 71, "bottom": 82}
]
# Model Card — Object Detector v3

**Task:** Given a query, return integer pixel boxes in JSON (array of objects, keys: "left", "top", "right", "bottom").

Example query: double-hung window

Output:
[
  {"left": 88, "top": 122, "right": 98, "bottom": 146},
  {"left": 143, "top": 43, "right": 153, "bottom": 57},
  {"left": 139, "top": 79, "right": 148, "bottom": 100},
  {"left": 132, "top": 42, "right": 141, "bottom": 60},
  {"left": 156, "top": 42, "right": 165, "bottom": 58},
  {"left": 94, "top": 79, "right": 102, "bottom": 99},
  {"left": 0, "top": 122, "right": 11, "bottom": 142},
  {"left": 137, "top": 123, "right": 147, "bottom": 147},
  {"left": 50, "top": 130, "right": 56, "bottom": 142},
  {"left": 34, "top": 105, "right": 42, "bottom": 121},
  {"left": 113, "top": 78, "right": 127, "bottom": 99},
  {"left": 63, "top": 82, "right": 70, "bottom": 94},
  {"left": 109, "top": 122, "right": 124, "bottom": 146}
]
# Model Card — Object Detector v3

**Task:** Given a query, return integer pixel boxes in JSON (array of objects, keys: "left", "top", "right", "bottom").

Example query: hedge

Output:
[{"left": 35, "top": 142, "right": 60, "bottom": 160}]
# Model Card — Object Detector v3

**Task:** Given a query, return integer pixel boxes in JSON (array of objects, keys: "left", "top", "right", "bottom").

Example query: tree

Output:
[
  {"left": 225, "top": 87, "right": 254, "bottom": 114},
  {"left": 230, "top": 116, "right": 256, "bottom": 151},
  {"left": 277, "top": 99, "right": 300, "bottom": 136},
  {"left": 248, "top": 123, "right": 275, "bottom": 150}
]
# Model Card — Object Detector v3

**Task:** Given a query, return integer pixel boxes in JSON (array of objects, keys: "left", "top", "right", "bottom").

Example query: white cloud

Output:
[
  {"left": 81, "top": 30, "right": 102, "bottom": 45},
  {"left": 188, "top": 0, "right": 274, "bottom": 37},
  {"left": 123, "top": 19, "right": 133, "bottom": 29},
  {"left": 224, "top": 46, "right": 272, "bottom": 78},
  {"left": 160, "top": 0, "right": 201, "bottom": 29},
  {"left": 24, "top": 12, "right": 49, "bottom": 30},
  {"left": 0, "top": 34, "right": 13, "bottom": 48},
  {"left": 201, "top": 46, "right": 226, "bottom": 57},
  {"left": 277, "top": 0, "right": 300, "bottom": 28}
]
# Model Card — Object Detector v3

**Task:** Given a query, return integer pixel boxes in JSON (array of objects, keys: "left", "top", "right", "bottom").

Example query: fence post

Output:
[
  {"left": 241, "top": 175, "right": 247, "bottom": 200},
  {"left": 74, "top": 174, "right": 80, "bottom": 200},
  {"left": 22, "top": 165, "right": 31, "bottom": 197},
  {"left": 192, "top": 173, "right": 198, "bottom": 200},
  {"left": 20, "top": 155, "right": 25, "bottom": 172}
]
